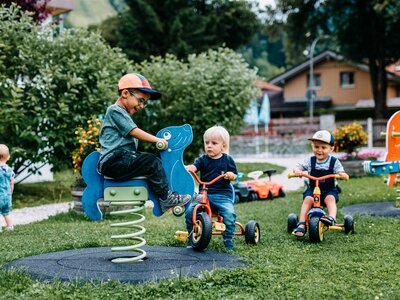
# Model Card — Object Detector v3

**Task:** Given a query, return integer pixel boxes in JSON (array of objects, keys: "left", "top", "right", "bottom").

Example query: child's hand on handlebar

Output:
[
  {"left": 339, "top": 173, "right": 349, "bottom": 181},
  {"left": 156, "top": 138, "right": 168, "bottom": 150},
  {"left": 293, "top": 167, "right": 303, "bottom": 176},
  {"left": 224, "top": 171, "right": 237, "bottom": 181},
  {"left": 185, "top": 164, "right": 197, "bottom": 173}
]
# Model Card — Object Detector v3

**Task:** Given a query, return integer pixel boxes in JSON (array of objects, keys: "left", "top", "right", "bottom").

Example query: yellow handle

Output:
[
  {"left": 288, "top": 173, "right": 301, "bottom": 178},
  {"left": 156, "top": 141, "right": 166, "bottom": 150}
]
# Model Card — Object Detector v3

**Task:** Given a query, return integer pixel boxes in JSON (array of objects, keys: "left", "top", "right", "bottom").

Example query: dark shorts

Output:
[{"left": 303, "top": 188, "right": 339, "bottom": 205}]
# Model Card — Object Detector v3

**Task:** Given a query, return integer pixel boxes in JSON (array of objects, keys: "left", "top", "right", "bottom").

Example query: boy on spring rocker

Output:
[
  {"left": 97, "top": 73, "right": 191, "bottom": 213},
  {"left": 185, "top": 125, "right": 238, "bottom": 251},
  {"left": 292, "top": 130, "right": 349, "bottom": 237}
]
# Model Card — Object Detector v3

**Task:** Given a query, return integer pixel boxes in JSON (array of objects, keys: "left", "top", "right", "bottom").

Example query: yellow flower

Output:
[
  {"left": 333, "top": 122, "right": 367, "bottom": 153},
  {"left": 72, "top": 116, "right": 102, "bottom": 172}
]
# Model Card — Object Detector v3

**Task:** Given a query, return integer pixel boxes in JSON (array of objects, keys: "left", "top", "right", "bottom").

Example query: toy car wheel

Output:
[
  {"left": 235, "top": 193, "right": 240, "bottom": 204},
  {"left": 191, "top": 212, "right": 212, "bottom": 251},
  {"left": 172, "top": 205, "right": 185, "bottom": 217},
  {"left": 245, "top": 220, "right": 260, "bottom": 245},
  {"left": 267, "top": 191, "right": 274, "bottom": 200},
  {"left": 344, "top": 215, "right": 355, "bottom": 234},
  {"left": 279, "top": 189, "right": 286, "bottom": 197},
  {"left": 250, "top": 192, "right": 258, "bottom": 201},
  {"left": 287, "top": 213, "right": 298, "bottom": 233},
  {"left": 309, "top": 215, "right": 324, "bottom": 243}
]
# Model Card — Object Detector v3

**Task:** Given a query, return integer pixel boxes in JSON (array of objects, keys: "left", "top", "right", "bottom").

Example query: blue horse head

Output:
[{"left": 156, "top": 124, "right": 194, "bottom": 197}]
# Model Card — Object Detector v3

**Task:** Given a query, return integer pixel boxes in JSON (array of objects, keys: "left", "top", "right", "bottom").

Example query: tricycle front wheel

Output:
[
  {"left": 309, "top": 215, "right": 324, "bottom": 243},
  {"left": 191, "top": 212, "right": 212, "bottom": 251}
]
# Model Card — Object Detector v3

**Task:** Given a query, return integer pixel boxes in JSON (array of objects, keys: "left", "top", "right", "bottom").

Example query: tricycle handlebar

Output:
[
  {"left": 188, "top": 170, "right": 226, "bottom": 186},
  {"left": 288, "top": 173, "right": 347, "bottom": 181}
]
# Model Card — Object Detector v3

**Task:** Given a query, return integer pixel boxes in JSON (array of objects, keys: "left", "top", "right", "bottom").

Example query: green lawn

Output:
[{"left": 1, "top": 173, "right": 399, "bottom": 299}]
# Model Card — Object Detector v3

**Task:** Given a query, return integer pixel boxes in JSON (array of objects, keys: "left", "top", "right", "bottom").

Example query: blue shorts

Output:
[
  {"left": 303, "top": 188, "right": 339, "bottom": 206},
  {"left": 0, "top": 197, "right": 11, "bottom": 215}
]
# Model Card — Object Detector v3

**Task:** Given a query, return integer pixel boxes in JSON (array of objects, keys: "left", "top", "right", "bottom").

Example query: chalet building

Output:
[{"left": 267, "top": 49, "right": 400, "bottom": 118}]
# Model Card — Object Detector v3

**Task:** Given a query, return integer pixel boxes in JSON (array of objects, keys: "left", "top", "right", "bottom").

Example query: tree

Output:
[
  {"left": 0, "top": 4, "right": 130, "bottom": 179},
  {"left": 93, "top": 0, "right": 260, "bottom": 62},
  {"left": 265, "top": 0, "right": 400, "bottom": 119},
  {"left": 133, "top": 47, "right": 261, "bottom": 161},
  {"left": 1, "top": 0, "right": 50, "bottom": 23}
]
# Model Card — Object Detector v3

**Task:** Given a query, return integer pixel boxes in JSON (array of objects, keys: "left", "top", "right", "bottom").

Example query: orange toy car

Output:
[{"left": 246, "top": 170, "right": 285, "bottom": 200}]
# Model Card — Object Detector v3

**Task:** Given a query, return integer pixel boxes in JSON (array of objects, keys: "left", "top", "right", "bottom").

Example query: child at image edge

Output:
[
  {"left": 97, "top": 73, "right": 191, "bottom": 213},
  {"left": 185, "top": 125, "right": 238, "bottom": 251},
  {"left": 0, "top": 144, "right": 15, "bottom": 232},
  {"left": 292, "top": 130, "right": 349, "bottom": 237}
]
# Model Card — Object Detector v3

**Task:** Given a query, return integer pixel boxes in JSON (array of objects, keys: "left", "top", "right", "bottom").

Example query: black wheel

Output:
[
  {"left": 248, "top": 192, "right": 257, "bottom": 201},
  {"left": 191, "top": 212, "right": 212, "bottom": 251},
  {"left": 287, "top": 213, "right": 298, "bottom": 233},
  {"left": 344, "top": 215, "right": 355, "bottom": 234},
  {"left": 267, "top": 191, "right": 274, "bottom": 200},
  {"left": 308, "top": 215, "right": 324, "bottom": 243},
  {"left": 245, "top": 220, "right": 260, "bottom": 245},
  {"left": 234, "top": 193, "right": 240, "bottom": 204},
  {"left": 279, "top": 189, "right": 286, "bottom": 198}
]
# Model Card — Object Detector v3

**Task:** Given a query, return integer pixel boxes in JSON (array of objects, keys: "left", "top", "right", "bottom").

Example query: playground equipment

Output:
[
  {"left": 81, "top": 124, "right": 195, "bottom": 263},
  {"left": 287, "top": 173, "right": 354, "bottom": 243},
  {"left": 174, "top": 171, "right": 260, "bottom": 251},
  {"left": 364, "top": 111, "right": 400, "bottom": 190}
]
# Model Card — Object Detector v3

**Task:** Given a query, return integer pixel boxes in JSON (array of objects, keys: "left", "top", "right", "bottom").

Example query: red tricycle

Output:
[
  {"left": 175, "top": 170, "right": 260, "bottom": 251},
  {"left": 287, "top": 173, "right": 355, "bottom": 243}
]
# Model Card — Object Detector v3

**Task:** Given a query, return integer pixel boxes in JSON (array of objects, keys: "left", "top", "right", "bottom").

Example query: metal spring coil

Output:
[{"left": 109, "top": 199, "right": 146, "bottom": 263}]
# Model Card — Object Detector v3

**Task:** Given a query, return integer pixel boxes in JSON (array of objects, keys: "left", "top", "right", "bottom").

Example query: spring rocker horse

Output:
[
  {"left": 81, "top": 124, "right": 195, "bottom": 263},
  {"left": 363, "top": 111, "right": 400, "bottom": 205}
]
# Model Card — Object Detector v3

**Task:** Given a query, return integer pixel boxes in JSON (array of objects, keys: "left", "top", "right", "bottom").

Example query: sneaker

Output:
[
  {"left": 320, "top": 216, "right": 336, "bottom": 226},
  {"left": 4, "top": 226, "right": 14, "bottom": 231},
  {"left": 224, "top": 239, "right": 234, "bottom": 251},
  {"left": 160, "top": 191, "right": 191, "bottom": 213}
]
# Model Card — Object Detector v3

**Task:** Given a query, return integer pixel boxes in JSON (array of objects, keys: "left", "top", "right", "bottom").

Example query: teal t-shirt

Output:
[
  {"left": 0, "top": 164, "right": 14, "bottom": 204},
  {"left": 98, "top": 104, "right": 138, "bottom": 170}
]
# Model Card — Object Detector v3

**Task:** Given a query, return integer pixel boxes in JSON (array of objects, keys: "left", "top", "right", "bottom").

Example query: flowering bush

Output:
[
  {"left": 72, "top": 117, "right": 102, "bottom": 172},
  {"left": 337, "top": 150, "right": 383, "bottom": 161},
  {"left": 333, "top": 122, "right": 368, "bottom": 154}
]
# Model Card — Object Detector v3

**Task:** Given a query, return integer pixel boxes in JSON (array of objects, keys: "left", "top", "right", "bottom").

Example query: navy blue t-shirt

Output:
[{"left": 193, "top": 153, "right": 238, "bottom": 197}]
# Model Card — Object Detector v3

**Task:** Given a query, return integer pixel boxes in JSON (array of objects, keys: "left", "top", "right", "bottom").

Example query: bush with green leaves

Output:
[
  {"left": 0, "top": 4, "right": 130, "bottom": 178},
  {"left": 134, "top": 47, "right": 260, "bottom": 161}
]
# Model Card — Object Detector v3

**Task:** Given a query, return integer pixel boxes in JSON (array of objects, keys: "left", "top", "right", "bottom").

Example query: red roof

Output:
[{"left": 255, "top": 80, "right": 282, "bottom": 92}]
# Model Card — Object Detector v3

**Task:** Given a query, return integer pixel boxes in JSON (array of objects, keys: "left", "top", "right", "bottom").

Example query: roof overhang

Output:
[{"left": 44, "top": 0, "right": 74, "bottom": 16}]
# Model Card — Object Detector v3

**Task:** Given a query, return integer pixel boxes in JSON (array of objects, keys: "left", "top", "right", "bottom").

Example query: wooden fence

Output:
[{"left": 231, "top": 117, "right": 388, "bottom": 156}]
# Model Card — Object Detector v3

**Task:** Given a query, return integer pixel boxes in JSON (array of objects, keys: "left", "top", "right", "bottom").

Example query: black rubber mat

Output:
[
  {"left": 4, "top": 246, "right": 245, "bottom": 283},
  {"left": 342, "top": 201, "right": 400, "bottom": 217}
]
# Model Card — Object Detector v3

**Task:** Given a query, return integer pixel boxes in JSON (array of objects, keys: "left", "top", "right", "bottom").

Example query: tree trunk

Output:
[{"left": 369, "top": 58, "right": 388, "bottom": 119}]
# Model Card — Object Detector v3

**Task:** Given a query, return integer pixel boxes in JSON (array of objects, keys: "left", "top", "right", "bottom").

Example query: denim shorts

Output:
[
  {"left": 303, "top": 188, "right": 339, "bottom": 205},
  {"left": 0, "top": 197, "right": 11, "bottom": 215}
]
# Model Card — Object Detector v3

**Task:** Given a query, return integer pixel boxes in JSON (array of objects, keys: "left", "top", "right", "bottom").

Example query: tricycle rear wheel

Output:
[
  {"left": 344, "top": 215, "right": 355, "bottom": 234},
  {"left": 245, "top": 220, "right": 260, "bottom": 245},
  {"left": 287, "top": 213, "right": 298, "bottom": 233}
]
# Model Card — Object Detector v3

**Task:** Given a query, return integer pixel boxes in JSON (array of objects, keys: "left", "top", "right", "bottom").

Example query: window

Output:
[
  {"left": 340, "top": 71, "right": 354, "bottom": 87},
  {"left": 307, "top": 73, "right": 321, "bottom": 88}
]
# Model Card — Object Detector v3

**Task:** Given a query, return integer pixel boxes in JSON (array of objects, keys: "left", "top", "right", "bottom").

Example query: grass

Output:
[
  {"left": 12, "top": 170, "right": 77, "bottom": 209},
  {"left": 1, "top": 170, "right": 399, "bottom": 298}
]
